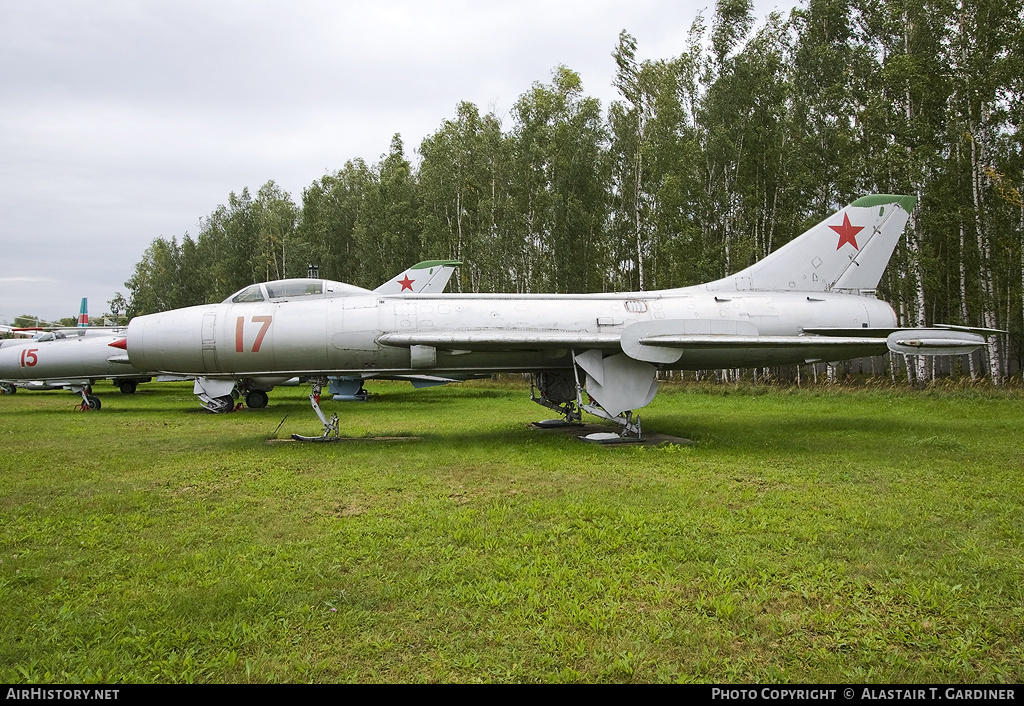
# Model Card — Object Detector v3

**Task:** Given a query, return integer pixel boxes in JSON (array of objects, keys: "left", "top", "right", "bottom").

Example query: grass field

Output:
[{"left": 1, "top": 378, "right": 1022, "bottom": 683}]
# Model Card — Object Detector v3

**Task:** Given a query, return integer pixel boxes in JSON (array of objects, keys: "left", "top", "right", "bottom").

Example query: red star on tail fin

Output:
[{"left": 830, "top": 213, "right": 864, "bottom": 250}]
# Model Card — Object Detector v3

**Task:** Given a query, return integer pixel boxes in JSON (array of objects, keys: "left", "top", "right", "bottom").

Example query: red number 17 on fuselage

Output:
[{"left": 235, "top": 316, "right": 272, "bottom": 353}]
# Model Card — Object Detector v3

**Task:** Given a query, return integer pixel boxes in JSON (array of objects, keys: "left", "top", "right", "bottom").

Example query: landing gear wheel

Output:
[
  {"left": 85, "top": 394, "right": 101, "bottom": 410},
  {"left": 0, "top": 383, "right": 15, "bottom": 395},
  {"left": 246, "top": 390, "right": 269, "bottom": 409},
  {"left": 119, "top": 381, "right": 137, "bottom": 395}
]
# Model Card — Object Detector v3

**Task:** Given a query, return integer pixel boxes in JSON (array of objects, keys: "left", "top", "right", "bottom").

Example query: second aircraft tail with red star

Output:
[{"left": 373, "top": 259, "right": 463, "bottom": 295}]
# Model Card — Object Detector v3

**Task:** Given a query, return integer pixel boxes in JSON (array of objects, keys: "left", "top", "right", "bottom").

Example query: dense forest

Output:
[{"left": 124, "top": 0, "right": 1023, "bottom": 381}]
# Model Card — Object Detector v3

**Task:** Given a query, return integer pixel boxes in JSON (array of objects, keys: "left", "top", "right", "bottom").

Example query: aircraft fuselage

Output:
[{"left": 125, "top": 288, "right": 898, "bottom": 378}]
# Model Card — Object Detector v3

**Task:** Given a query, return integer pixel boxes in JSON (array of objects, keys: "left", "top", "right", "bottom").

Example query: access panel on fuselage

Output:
[
  {"left": 326, "top": 296, "right": 395, "bottom": 372},
  {"left": 264, "top": 299, "right": 329, "bottom": 372}
]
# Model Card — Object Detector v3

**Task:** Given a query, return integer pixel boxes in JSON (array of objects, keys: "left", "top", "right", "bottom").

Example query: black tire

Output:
[
  {"left": 246, "top": 390, "right": 269, "bottom": 409},
  {"left": 0, "top": 383, "right": 15, "bottom": 395},
  {"left": 85, "top": 394, "right": 102, "bottom": 410},
  {"left": 119, "top": 381, "right": 137, "bottom": 395}
]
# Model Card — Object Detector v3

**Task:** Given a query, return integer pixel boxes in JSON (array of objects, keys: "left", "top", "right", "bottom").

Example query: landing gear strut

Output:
[
  {"left": 71, "top": 384, "right": 101, "bottom": 411},
  {"left": 578, "top": 406, "right": 643, "bottom": 441},
  {"left": 291, "top": 379, "right": 339, "bottom": 441}
]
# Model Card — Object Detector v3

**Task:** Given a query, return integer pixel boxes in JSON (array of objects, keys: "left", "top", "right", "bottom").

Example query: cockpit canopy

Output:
[
  {"left": 0, "top": 329, "right": 85, "bottom": 349},
  {"left": 34, "top": 331, "right": 69, "bottom": 342},
  {"left": 225, "top": 278, "right": 371, "bottom": 304}
]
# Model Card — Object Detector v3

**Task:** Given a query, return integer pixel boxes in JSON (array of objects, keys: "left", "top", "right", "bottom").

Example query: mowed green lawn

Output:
[{"left": 1, "top": 378, "right": 1022, "bottom": 683}]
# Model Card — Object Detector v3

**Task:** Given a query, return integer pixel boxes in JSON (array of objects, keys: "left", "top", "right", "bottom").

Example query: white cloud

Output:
[{"left": 0, "top": 0, "right": 794, "bottom": 321}]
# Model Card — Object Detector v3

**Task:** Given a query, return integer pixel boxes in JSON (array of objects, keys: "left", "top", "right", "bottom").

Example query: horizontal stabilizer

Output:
[
  {"left": 932, "top": 323, "right": 1007, "bottom": 336},
  {"left": 809, "top": 324, "right": 1006, "bottom": 339}
]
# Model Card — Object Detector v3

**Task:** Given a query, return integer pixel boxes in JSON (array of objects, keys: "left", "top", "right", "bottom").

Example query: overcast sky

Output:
[{"left": 0, "top": 0, "right": 795, "bottom": 324}]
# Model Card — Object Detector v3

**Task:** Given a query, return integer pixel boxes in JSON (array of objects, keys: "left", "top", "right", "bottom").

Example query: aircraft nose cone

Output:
[{"left": 108, "top": 338, "right": 127, "bottom": 349}]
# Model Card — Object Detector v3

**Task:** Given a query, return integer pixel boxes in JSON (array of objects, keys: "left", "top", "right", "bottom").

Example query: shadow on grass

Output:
[{"left": 628, "top": 407, "right": 962, "bottom": 457}]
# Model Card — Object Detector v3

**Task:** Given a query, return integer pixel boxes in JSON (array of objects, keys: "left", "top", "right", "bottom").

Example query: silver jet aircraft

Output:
[
  {"left": 0, "top": 298, "right": 153, "bottom": 405},
  {"left": 0, "top": 328, "right": 149, "bottom": 407},
  {"left": 119, "top": 195, "right": 989, "bottom": 440}
]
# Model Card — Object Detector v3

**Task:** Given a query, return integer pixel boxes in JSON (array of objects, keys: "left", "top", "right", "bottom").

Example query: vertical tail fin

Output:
[
  {"left": 703, "top": 195, "right": 916, "bottom": 294},
  {"left": 374, "top": 260, "right": 462, "bottom": 294},
  {"left": 77, "top": 298, "right": 89, "bottom": 327}
]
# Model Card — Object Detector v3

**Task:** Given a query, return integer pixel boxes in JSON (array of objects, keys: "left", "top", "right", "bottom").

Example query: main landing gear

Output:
[
  {"left": 530, "top": 372, "right": 583, "bottom": 426},
  {"left": 204, "top": 395, "right": 236, "bottom": 414},
  {"left": 195, "top": 377, "right": 274, "bottom": 413},
  {"left": 531, "top": 350, "right": 654, "bottom": 442},
  {"left": 116, "top": 377, "right": 152, "bottom": 395},
  {"left": 245, "top": 389, "right": 269, "bottom": 409}
]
